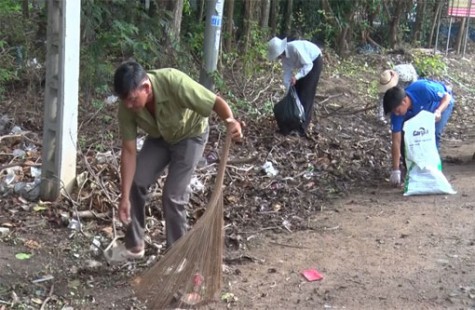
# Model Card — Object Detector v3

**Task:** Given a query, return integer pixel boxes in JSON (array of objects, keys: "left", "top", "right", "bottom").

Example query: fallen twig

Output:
[
  {"left": 73, "top": 210, "right": 110, "bottom": 219},
  {"left": 269, "top": 241, "right": 310, "bottom": 249},
  {"left": 39, "top": 283, "right": 54, "bottom": 310},
  {"left": 0, "top": 132, "right": 41, "bottom": 146},
  {"left": 0, "top": 161, "right": 42, "bottom": 171}
]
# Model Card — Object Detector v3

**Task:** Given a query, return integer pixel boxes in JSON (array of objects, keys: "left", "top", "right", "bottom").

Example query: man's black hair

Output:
[
  {"left": 113, "top": 61, "right": 148, "bottom": 99},
  {"left": 383, "top": 86, "right": 406, "bottom": 115}
]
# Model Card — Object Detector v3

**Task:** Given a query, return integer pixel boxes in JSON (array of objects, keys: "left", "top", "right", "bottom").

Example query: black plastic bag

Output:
[{"left": 273, "top": 86, "right": 305, "bottom": 135}]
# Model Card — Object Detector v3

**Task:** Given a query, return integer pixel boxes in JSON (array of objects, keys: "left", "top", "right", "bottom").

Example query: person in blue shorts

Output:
[{"left": 383, "top": 79, "right": 454, "bottom": 186}]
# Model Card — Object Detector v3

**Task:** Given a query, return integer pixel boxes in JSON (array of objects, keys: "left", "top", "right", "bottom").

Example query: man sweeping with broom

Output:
[{"left": 105, "top": 60, "right": 243, "bottom": 263}]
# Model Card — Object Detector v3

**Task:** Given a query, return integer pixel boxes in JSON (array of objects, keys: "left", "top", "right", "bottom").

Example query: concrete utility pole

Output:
[
  {"left": 40, "top": 0, "right": 81, "bottom": 201},
  {"left": 199, "top": 0, "right": 225, "bottom": 90}
]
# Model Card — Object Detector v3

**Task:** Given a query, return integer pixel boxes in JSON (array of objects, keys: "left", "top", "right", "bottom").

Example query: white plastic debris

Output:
[
  {"left": 189, "top": 176, "right": 205, "bottom": 192},
  {"left": 105, "top": 95, "right": 118, "bottom": 105},
  {"left": 12, "top": 149, "right": 26, "bottom": 158},
  {"left": 89, "top": 237, "right": 102, "bottom": 256},
  {"left": 136, "top": 136, "right": 145, "bottom": 151},
  {"left": 76, "top": 171, "right": 88, "bottom": 188},
  {"left": 85, "top": 259, "right": 103, "bottom": 269},
  {"left": 68, "top": 219, "right": 82, "bottom": 231},
  {"left": 30, "top": 166, "right": 41, "bottom": 178},
  {"left": 10, "top": 125, "right": 22, "bottom": 134},
  {"left": 96, "top": 151, "right": 114, "bottom": 164},
  {"left": 0, "top": 227, "right": 10, "bottom": 236},
  {"left": 2, "top": 168, "right": 19, "bottom": 185},
  {"left": 262, "top": 161, "right": 278, "bottom": 177}
]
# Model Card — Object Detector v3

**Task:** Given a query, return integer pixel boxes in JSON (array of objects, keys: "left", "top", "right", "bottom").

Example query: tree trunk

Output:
[
  {"left": 242, "top": 0, "right": 255, "bottom": 53},
  {"left": 455, "top": 17, "right": 466, "bottom": 54},
  {"left": 387, "top": 0, "right": 411, "bottom": 48},
  {"left": 224, "top": 0, "right": 235, "bottom": 52},
  {"left": 166, "top": 0, "right": 184, "bottom": 42},
  {"left": 260, "top": 0, "right": 270, "bottom": 28},
  {"left": 283, "top": 0, "right": 293, "bottom": 37},
  {"left": 269, "top": 0, "right": 278, "bottom": 36},
  {"left": 22, "top": 0, "right": 29, "bottom": 18},
  {"left": 198, "top": 0, "right": 205, "bottom": 22},
  {"left": 412, "top": 0, "right": 426, "bottom": 45},
  {"left": 429, "top": 1, "right": 444, "bottom": 48}
]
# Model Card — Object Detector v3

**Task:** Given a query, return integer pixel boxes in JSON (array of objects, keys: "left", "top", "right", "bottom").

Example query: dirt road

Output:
[
  {"left": 1, "top": 138, "right": 474, "bottom": 310},
  {"left": 224, "top": 140, "right": 475, "bottom": 310}
]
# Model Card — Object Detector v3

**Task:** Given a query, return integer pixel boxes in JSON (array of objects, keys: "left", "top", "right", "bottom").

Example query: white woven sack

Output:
[{"left": 403, "top": 110, "right": 456, "bottom": 196}]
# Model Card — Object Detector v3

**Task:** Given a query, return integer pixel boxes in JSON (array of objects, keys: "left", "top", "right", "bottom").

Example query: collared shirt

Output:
[
  {"left": 393, "top": 64, "right": 418, "bottom": 86},
  {"left": 391, "top": 79, "right": 453, "bottom": 133},
  {"left": 282, "top": 40, "right": 322, "bottom": 88},
  {"left": 118, "top": 68, "right": 216, "bottom": 144}
]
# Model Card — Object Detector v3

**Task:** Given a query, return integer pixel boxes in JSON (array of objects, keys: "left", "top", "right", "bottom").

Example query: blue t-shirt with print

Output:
[{"left": 391, "top": 79, "right": 451, "bottom": 133}]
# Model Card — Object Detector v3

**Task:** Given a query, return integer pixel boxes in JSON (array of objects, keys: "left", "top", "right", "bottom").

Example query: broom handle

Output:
[{"left": 207, "top": 130, "right": 233, "bottom": 205}]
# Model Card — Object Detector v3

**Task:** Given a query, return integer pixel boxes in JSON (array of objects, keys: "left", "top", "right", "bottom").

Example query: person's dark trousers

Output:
[
  {"left": 295, "top": 55, "right": 323, "bottom": 133},
  {"left": 124, "top": 128, "right": 209, "bottom": 250}
]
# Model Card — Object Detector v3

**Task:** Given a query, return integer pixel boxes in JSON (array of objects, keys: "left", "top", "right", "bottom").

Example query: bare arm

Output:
[
  {"left": 434, "top": 93, "right": 452, "bottom": 121},
  {"left": 120, "top": 139, "right": 137, "bottom": 201},
  {"left": 391, "top": 132, "right": 402, "bottom": 170},
  {"left": 213, "top": 96, "right": 243, "bottom": 141}
]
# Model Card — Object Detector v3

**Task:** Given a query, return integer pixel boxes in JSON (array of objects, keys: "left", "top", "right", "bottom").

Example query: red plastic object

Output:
[{"left": 301, "top": 268, "right": 324, "bottom": 281}]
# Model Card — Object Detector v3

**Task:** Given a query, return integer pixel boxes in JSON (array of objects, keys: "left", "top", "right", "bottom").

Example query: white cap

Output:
[{"left": 267, "top": 37, "right": 287, "bottom": 61}]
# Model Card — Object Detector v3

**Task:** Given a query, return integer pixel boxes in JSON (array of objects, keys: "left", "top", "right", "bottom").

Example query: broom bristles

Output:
[{"left": 132, "top": 131, "right": 232, "bottom": 309}]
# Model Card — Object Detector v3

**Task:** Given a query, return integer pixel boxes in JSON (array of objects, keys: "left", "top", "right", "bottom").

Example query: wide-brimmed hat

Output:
[
  {"left": 267, "top": 37, "right": 287, "bottom": 61},
  {"left": 378, "top": 70, "right": 399, "bottom": 93}
]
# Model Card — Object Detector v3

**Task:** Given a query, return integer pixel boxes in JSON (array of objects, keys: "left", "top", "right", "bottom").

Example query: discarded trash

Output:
[
  {"left": 33, "top": 204, "right": 48, "bottom": 212},
  {"left": 282, "top": 219, "right": 292, "bottom": 232},
  {"left": 2, "top": 168, "right": 19, "bottom": 185},
  {"left": 0, "top": 227, "right": 10, "bottom": 236},
  {"left": 31, "top": 274, "right": 54, "bottom": 283},
  {"left": 76, "top": 171, "right": 89, "bottom": 189},
  {"left": 301, "top": 268, "right": 324, "bottom": 281},
  {"left": 10, "top": 125, "right": 22, "bottom": 134},
  {"left": 89, "top": 237, "right": 102, "bottom": 256},
  {"left": 136, "top": 136, "right": 145, "bottom": 151},
  {"left": 96, "top": 151, "right": 114, "bottom": 164},
  {"left": 221, "top": 292, "right": 237, "bottom": 302},
  {"left": 12, "top": 149, "right": 26, "bottom": 158},
  {"left": 262, "top": 161, "right": 278, "bottom": 176},
  {"left": 13, "top": 179, "right": 41, "bottom": 201},
  {"left": 189, "top": 176, "right": 205, "bottom": 192},
  {"left": 105, "top": 95, "right": 118, "bottom": 105},
  {"left": 303, "top": 164, "right": 315, "bottom": 179},
  {"left": 85, "top": 259, "right": 103, "bottom": 269},
  {"left": 30, "top": 166, "right": 41, "bottom": 178},
  {"left": 68, "top": 219, "right": 82, "bottom": 231},
  {"left": 15, "top": 252, "right": 32, "bottom": 260},
  {"left": 206, "top": 150, "right": 219, "bottom": 164}
]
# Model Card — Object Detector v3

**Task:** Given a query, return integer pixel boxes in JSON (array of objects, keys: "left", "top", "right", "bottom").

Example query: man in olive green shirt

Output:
[{"left": 105, "top": 61, "right": 242, "bottom": 262}]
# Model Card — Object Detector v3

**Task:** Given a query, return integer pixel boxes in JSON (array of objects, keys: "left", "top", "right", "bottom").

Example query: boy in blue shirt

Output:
[{"left": 383, "top": 79, "right": 454, "bottom": 186}]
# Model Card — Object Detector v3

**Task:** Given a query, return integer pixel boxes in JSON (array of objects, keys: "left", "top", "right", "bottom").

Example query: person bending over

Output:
[
  {"left": 105, "top": 61, "right": 243, "bottom": 262},
  {"left": 383, "top": 79, "right": 454, "bottom": 186}
]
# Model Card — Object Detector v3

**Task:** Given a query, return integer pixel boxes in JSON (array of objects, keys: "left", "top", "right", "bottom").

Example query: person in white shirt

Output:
[
  {"left": 268, "top": 37, "right": 323, "bottom": 136},
  {"left": 377, "top": 64, "right": 418, "bottom": 123}
]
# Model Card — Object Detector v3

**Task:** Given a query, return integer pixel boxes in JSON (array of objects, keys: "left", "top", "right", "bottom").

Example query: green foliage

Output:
[
  {"left": 0, "top": 0, "right": 38, "bottom": 99},
  {"left": 0, "top": 0, "right": 21, "bottom": 13},
  {"left": 0, "top": 40, "right": 19, "bottom": 99},
  {"left": 79, "top": 0, "right": 167, "bottom": 97},
  {"left": 412, "top": 53, "right": 447, "bottom": 78},
  {"left": 242, "top": 22, "right": 269, "bottom": 77},
  {"left": 183, "top": 23, "right": 205, "bottom": 58}
]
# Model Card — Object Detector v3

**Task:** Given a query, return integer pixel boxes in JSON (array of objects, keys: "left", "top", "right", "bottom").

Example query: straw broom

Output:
[{"left": 132, "top": 130, "right": 233, "bottom": 309}]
